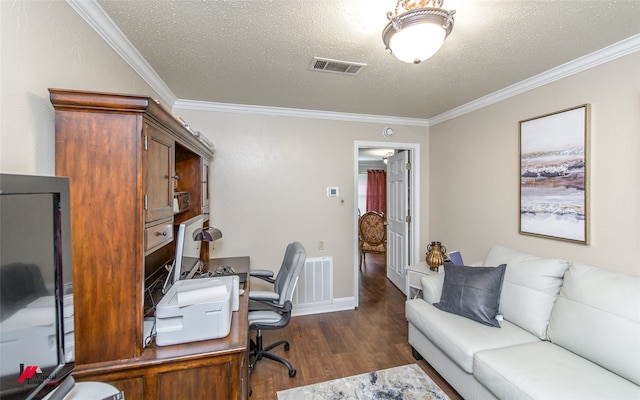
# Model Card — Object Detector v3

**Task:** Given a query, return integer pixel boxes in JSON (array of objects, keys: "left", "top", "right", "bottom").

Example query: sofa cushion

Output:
[
  {"left": 547, "top": 262, "right": 640, "bottom": 386},
  {"left": 483, "top": 245, "right": 569, "bottom": 339},
  {"left": 474, "top": 341, "right": 640, "bottom": 400},
  {"left": 406, "top": 299, "right": 539, "bottom": 374},
  {"left": 434, "top": 263, "right": 506, "bottom": 327}
]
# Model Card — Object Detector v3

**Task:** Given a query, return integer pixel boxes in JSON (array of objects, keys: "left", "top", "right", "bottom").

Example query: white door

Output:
[{"left": 386, "top": 150, "right": 410, "bottom": 293}]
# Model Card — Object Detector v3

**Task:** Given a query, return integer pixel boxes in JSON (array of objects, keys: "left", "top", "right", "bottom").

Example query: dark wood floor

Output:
[{"left": 248, "top": 253, "right": 463, "bottom": 400}]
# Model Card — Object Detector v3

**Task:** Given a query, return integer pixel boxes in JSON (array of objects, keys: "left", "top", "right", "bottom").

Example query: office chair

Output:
[{"left": 248, "top": 241, "right": 306, "bottom": 378}]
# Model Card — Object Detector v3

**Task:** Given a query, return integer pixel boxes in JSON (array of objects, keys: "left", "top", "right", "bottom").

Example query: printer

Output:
[{"left": 155, "top": 275, "right": 238, "bottom": 346}]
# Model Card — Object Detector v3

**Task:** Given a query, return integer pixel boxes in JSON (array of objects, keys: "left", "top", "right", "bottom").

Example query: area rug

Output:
[{"left": 277, "top": 364, "right": 450, "bottom": 400}]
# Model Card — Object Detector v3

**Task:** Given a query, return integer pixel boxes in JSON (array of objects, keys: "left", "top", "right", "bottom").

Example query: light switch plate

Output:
[{"left": 327, "top": 187, "right": 339, "bottom": 197}]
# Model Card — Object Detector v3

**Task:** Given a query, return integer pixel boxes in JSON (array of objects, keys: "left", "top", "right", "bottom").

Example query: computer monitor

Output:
[{"left": 162, "top": 215, "right": 204, "bottom": 293}]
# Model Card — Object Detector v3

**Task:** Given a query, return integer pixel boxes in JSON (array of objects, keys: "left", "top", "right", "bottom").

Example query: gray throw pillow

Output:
[{"left": 434, "top": 263, "right": 507, "bottom": 327}]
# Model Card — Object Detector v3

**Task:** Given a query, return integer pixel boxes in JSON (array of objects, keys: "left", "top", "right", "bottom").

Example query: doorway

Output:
[{"left": 353, "top": 141, "right": 421, "bottom": 307}]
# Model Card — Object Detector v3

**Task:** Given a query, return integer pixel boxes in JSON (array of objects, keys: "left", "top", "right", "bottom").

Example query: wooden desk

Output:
[
  {"left": 208, "top": 256, "right": 250, "bottom": 282},
  {"left": 73, "top": 281, "right": 250, "bottom": 400}
]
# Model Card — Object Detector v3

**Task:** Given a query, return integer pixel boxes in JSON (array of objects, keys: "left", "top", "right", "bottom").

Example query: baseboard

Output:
[{"left": 292, "top": 296, "right": 355, "bottom": 316}]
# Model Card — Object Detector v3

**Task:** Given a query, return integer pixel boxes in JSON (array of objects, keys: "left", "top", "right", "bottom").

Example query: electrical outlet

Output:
[{"left": 318, "top": 240, "right": 325, "bottom": 250}]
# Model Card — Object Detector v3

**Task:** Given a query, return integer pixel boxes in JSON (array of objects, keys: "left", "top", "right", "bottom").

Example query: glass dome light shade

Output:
[
  {"left": 382, "top": 6, "right": 455, "bottom": 64},
  {"left": 388, "top": 22, "right": 446, "bottom": 63}
]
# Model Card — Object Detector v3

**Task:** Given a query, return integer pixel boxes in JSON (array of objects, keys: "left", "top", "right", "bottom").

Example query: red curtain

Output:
[{"left": 366, "top": 170, "right": 386, "bottom": 214}]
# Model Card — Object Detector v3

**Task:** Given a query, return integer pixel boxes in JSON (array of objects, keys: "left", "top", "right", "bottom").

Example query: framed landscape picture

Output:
[{"left": 519, "top": 104, "right": 590, "bottom": 244}]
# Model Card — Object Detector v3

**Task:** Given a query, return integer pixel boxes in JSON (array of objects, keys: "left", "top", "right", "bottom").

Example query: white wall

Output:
[
  {"left": 3, "top": 0, "right": 637, "bottom": 296},
  {"left": 0, "top": 0, "right": 430, "bottom": 302},
  {"left": 171, "top": 108, "right": 430, "bottom": 298},
  {"left": 0, "top": 0, "right": 160, "bottom": 175},
  {"left": 429, "top": 53, "right": 640, "bottom": 276}
]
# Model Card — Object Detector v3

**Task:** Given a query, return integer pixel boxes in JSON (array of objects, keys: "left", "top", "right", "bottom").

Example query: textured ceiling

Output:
[{"left": 96, "top": 0, "right": 640, "bottom": 120}]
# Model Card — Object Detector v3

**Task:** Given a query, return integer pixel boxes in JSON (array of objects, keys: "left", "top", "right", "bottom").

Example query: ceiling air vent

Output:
[{"left": 310, "top": 57, "right": 366, "bottom": 76}]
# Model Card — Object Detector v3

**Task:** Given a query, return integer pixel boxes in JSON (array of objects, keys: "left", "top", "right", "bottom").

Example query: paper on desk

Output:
[{"left": 176, "top": 280, "right": 229, "bottom": 307}]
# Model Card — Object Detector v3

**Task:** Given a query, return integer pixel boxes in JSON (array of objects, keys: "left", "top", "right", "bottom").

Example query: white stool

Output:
[{"left": 43, "top": 378, "right": 121, "bottom": 400}]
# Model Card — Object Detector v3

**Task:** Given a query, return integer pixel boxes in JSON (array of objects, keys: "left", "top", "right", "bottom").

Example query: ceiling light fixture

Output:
[{"left": 382, "top": 0, "right": 455, "bottom": 64}]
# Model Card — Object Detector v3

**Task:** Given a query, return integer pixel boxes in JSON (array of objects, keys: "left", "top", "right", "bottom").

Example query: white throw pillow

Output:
[
  {"left": 483, "top": 245, "right": 569, "bottom": 339},
  {"left": 548, "top": 262, "right": 640, "bottom": 386}
]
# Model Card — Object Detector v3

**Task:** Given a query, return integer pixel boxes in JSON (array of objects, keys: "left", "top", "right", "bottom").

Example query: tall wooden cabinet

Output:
[{"left": 50, "top": 89, "right": 248, "bottom": 399}]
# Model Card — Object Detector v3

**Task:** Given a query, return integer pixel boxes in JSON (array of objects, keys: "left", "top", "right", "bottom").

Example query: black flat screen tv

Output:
[{"left": 0, "top": 174, "right": 74, "bottom": 399}]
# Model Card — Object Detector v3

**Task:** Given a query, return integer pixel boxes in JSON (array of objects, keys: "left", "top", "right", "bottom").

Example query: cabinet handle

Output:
[
  {"left": 172, "top": 175, "right": 179, "bottom": 180},
  {"left": 157, "top": 231, "right": 167, "bottom": 237}
]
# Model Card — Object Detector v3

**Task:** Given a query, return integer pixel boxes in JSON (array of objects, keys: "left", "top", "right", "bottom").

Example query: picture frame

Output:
[{"left": 519, "top": 104, "right": 590, "bottom": 244}]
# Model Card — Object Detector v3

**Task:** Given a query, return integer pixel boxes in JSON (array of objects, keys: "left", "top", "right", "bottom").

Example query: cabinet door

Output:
[
  {"left": 105, "top": 376, "right": 145, "bottom": 400},
  {"left": 144, "top": 122, "right": 175, "bottom": 223},
  {"left": 157, "top": 362, "right": 236, "bottom": 400}
]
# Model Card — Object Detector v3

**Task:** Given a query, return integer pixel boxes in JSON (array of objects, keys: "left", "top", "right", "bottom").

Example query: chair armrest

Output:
[
  {"left": 249, "top": 296, "right": 292, "bottom": 313},
  {"left": 249, "top": 291, "right": 280, "bottom": 302},
  {"left": 250, "top": 269, "right": 274, "bottom": 278},
  {"left": 420, "top": 274, "right": 445, "bottom": 304},
  {"left": 250, "top": 269, "right": 275, "bottom": 284}
]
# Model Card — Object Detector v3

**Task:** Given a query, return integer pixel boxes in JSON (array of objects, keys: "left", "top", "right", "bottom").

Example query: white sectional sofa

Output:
[{"left": 406, "top": 245, "right": 640, "bottom": 400}]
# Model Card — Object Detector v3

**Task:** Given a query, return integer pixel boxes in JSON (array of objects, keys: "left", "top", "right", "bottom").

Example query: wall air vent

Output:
[{"left": 310, "top": 57, "right": 366, "bottom": 76}]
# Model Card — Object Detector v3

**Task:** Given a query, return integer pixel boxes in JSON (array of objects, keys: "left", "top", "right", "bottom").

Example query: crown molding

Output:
[
  {"left": 69, "top": 0, "right": 427, "bottom": 126},
  {"left": 69, "top": 0, "right": 638, "bottom": 128},
  {"left": 429, "top": 34, "right": 640, "bottom": 126},
  {"left": 173, "top": 99, "right": 430, "bottom": 127},
  {"left": 65, "top": 0, "right": 177, "bottom": 105}
]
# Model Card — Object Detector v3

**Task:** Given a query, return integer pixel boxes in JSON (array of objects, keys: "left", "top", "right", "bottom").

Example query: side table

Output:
[{"left": 405, "top": 261, "right": 442, "bottom": 299}]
